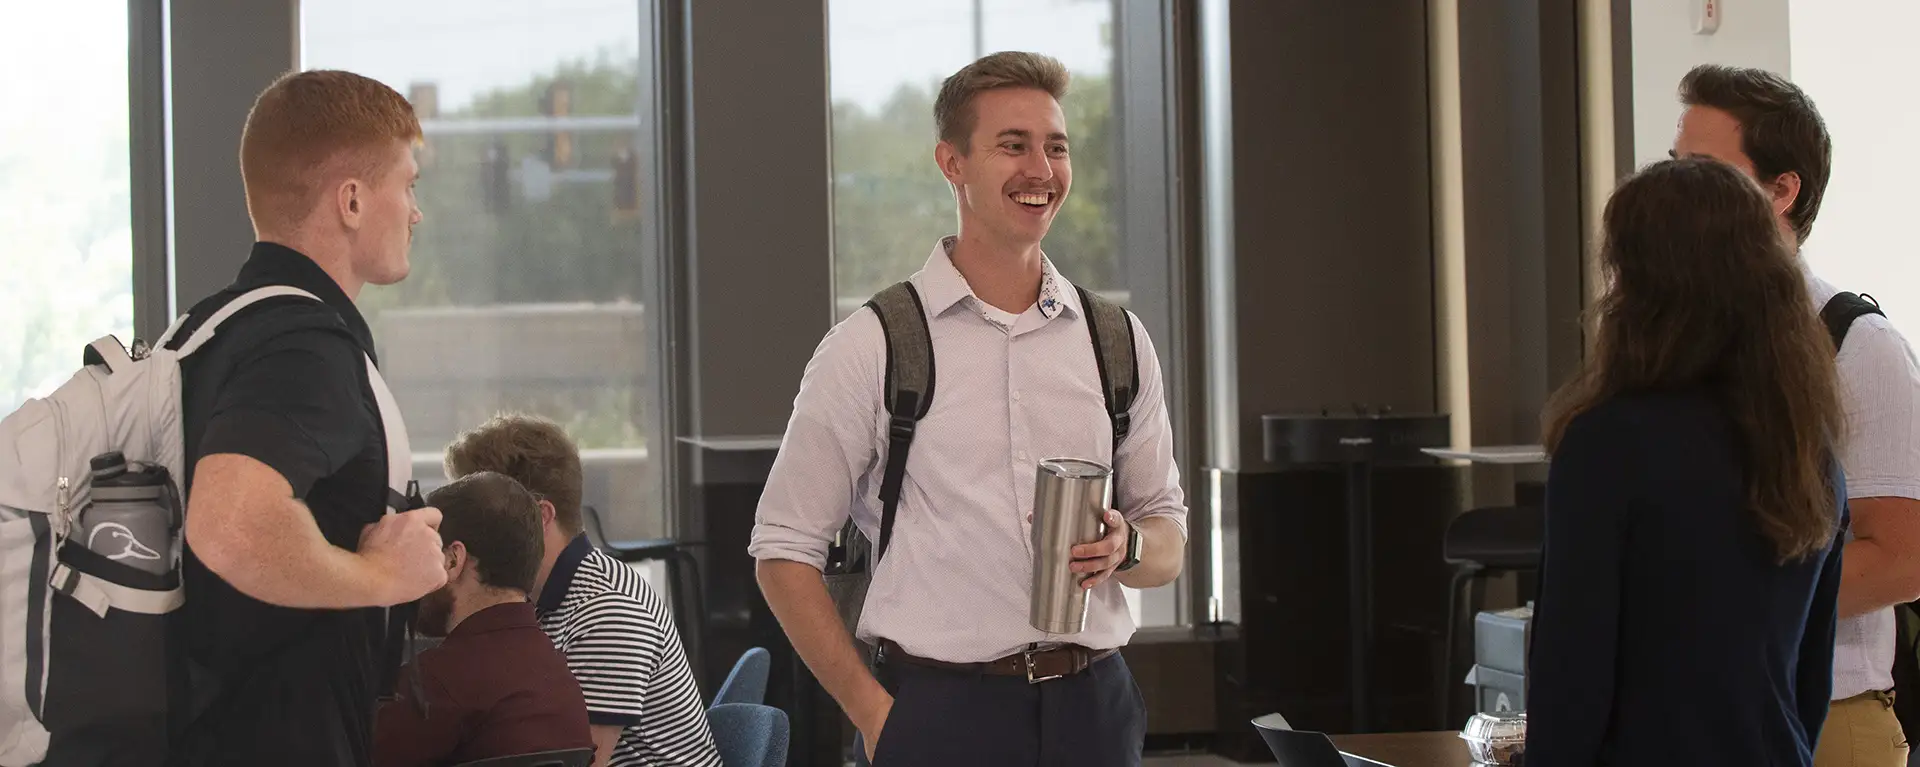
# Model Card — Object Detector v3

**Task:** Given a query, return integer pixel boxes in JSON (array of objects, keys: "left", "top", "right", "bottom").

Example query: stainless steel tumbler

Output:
[{"left": 1030, "top": 458, "right": 1114, "bottom": 634}]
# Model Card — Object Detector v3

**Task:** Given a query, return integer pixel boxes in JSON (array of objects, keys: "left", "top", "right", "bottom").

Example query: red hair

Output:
[{"left": 240, "top": 70, "right": 422, "bottom": 233}]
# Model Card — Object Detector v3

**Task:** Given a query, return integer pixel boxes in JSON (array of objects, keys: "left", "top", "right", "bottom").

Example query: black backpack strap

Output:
[
  {"left": 1077, "top": 286, "right": 1139, "bottom": 453},
  {"left": 864, "top": 282, "right": 935, "bottom": 563},
  {"left": 1820, "top": 291, "right": 1885, "bottom": 352}
]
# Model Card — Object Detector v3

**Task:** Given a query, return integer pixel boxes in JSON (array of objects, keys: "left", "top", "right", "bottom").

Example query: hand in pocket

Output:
[{"left": 859, "top": 694, "right": 894, "bottom": 763}]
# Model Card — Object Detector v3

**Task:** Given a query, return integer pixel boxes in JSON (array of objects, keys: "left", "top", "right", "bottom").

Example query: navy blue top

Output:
[{"left": 1525, "top": 392, "right": 1846, "bottom": 766}]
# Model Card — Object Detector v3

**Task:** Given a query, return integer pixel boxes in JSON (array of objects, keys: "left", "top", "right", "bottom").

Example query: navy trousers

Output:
[{"left": 862, "top": 652, "right": 1147, "bottom": 767}]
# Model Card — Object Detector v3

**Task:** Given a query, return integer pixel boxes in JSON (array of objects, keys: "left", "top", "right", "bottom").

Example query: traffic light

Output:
[
  {"left": 483, "top": 140, "right": 511, "bottom": 215},
  {"left": 408, "top": 82, "right": 439, "bottom": 167},
  {"left": 541, "top": 80, "right": 574, "bottom": 169},
  {"left": 408, "top": 82, "right": 439, "bottom": 119},
  {"left": 613, "top": 146, "right": 639, "bottom": 218}
]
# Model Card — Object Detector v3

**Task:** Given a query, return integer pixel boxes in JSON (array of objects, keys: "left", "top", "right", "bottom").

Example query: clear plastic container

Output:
[{"left": 1459, "top": 710, "right": 1526, "bottom": 765}]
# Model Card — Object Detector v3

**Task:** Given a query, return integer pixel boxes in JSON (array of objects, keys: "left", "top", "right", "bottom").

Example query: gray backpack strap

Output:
[
  {"left": 864, "top": 281, "right": 934, "bottom": 562},
  {"left": 822, "top": 282, "right": 932, "bottom": 642},
  {"left": 168, "top": 286, "right": 322, "bottom": 357},
  {"left": 1076, "top": 286, "right": 1138, "bottom": 452}
]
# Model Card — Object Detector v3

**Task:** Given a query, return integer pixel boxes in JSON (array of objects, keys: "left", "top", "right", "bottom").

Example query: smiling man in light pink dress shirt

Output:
[{"left": 749, "top": 52, "right": 1189, "bottom": 767}]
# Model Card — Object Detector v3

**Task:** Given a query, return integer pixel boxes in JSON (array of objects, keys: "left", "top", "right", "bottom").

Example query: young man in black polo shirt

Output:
[{"left": 168, "top": 70, "right": 448, "bottom": 765}]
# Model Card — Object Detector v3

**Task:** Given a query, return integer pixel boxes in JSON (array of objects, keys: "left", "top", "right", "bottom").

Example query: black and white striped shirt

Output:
[{"left": 537, "top": 535, "right": 721, "bottom": 767}]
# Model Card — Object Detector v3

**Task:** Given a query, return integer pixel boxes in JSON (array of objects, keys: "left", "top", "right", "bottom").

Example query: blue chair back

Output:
[
  {"left": 708, "top": 702, "right": 789, "bottom": 767},
  {"left": 713, "top": 647, "right": 772, "bottom": 707}
]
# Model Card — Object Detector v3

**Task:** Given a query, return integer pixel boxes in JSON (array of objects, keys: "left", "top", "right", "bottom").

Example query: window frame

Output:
[
  {"left": 132, "top": 0, "right": 173, "bottom": 341},
  {"left": 164, "top": 0, "right": 685, "bottom": 542}
]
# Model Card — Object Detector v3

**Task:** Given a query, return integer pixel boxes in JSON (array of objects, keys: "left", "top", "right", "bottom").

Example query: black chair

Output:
[
  {"left": 1438, "top": 505, "right": 1543, "bottom": 727},
  {"left": 580, "top": 504, "right": 709, "bottom": 690},
  {"left": 452, "top": 748, "right": 595, "bottom": 767}
]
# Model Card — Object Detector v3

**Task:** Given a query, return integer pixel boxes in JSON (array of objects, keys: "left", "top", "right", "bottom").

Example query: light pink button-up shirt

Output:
[
  {"left": 1803, "top": 261, "right": 1920, "bottom": 700},
  {"left": 749, "top": 238, "right": 1188, "bottom": 663}
]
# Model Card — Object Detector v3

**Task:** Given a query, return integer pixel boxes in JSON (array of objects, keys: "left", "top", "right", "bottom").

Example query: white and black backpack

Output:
[{"left": 0, "top": 286, "right": 413, "bottom": 766}]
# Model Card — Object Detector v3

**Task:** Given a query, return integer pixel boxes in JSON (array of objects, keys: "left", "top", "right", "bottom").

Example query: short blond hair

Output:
[
  {"left": 933, "top": 52, "right": 1070, "bottom": 153},
  {"left": 443, "top": 414, "right": 586, "bottom": 536},
  {"left": 240, "top": 70, "right": 422, "bottom": 234}
]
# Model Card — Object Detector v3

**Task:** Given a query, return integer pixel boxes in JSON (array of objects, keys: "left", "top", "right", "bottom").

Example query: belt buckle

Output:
[{"left": 1024, "top": 649, "right": 1063, "bottom": 684}]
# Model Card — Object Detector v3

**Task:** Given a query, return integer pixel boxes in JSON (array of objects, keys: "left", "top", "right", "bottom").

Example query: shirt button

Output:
[{"left": 1013, "top": 391, "right": 1023, "bottom": 402}]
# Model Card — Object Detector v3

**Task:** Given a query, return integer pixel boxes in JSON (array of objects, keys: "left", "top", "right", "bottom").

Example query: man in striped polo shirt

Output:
[{"left": 444, "top": 414, "right": 721, "bottom": 767}]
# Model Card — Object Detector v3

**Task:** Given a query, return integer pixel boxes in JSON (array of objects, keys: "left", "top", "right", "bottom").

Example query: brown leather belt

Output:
[{"left": 877, "top": 639, "right": 1117, "bottom": 684}]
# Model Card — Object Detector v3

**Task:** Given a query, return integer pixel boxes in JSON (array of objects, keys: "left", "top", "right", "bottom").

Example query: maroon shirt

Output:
[{"left": 374, "top": 601, "right": 593, "bottom": 767}]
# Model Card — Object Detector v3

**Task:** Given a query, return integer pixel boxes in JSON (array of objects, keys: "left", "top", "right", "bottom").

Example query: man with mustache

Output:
[
  {"left": 752, "top": 51, "right": 1189, "bottom": 766},
  {"left": 373, "top": 471, "right": 592, "bottom": 767}
]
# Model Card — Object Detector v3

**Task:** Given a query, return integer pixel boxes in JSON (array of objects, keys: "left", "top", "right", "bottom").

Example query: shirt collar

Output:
[
  {"left": 1796, "top": 249, "right": 1834, "bottom": 300},
  {"left": 448, "top": 600, "right": 539, "bottom": 639},
  {"left": 536, "top": 534, "right": 594, "bottom": 613},
  {"left": 236, "top": 242, "right": 379, "bottom": 361},
  {"left": 915, "top": 236, "right": 1079, "bottom": 321}
]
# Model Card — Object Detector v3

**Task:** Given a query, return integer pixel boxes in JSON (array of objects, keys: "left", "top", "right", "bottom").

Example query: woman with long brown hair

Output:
[{"left": 1524, "top": 157, "right": 1847, "bottom": 766}]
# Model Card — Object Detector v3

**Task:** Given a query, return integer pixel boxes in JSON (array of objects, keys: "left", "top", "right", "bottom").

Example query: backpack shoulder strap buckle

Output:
[{"left": 888, "top": 414, "right": 918, "bottom": 443}]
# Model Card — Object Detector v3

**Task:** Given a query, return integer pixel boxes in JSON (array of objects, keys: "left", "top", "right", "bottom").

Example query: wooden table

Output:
[{"left": 1329, "top": 732, "right": 1474, "bottom": 767}]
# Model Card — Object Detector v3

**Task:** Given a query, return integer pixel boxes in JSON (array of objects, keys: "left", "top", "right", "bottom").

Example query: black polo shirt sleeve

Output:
[{"left": 197, "top": 327, "right": 374, "bottom": 498}]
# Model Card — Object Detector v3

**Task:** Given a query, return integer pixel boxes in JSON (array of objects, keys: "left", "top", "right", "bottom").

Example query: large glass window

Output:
[
  {"left": 1790, "top": 2, "right": 1920, "bottom": 313},
  {"left": 828, "top": 0, "right": 1123, "bottom": 318},
  {"left": 302, "top": 0, "right": 669, "bottom": 541},
  {"left": 0, "top": 0, "right": 134, "bottom": 414}
]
